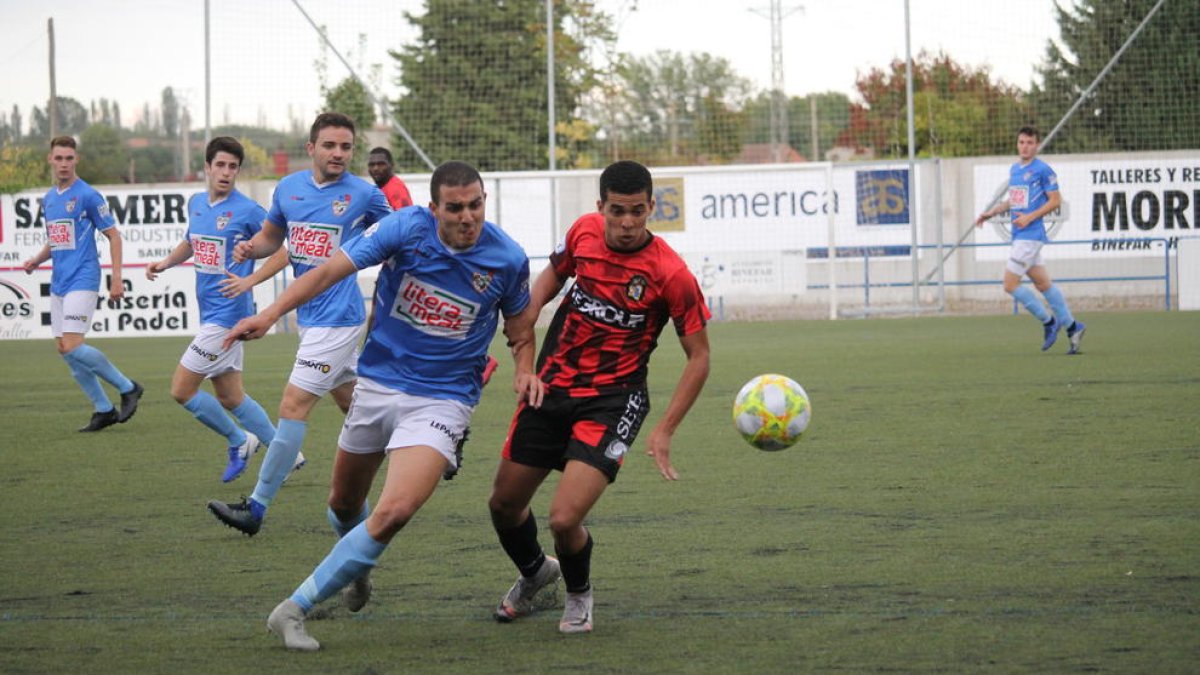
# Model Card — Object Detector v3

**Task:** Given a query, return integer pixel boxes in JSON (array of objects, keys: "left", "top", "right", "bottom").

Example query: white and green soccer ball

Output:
[{"left": 732, "top": 374, "right": 811, "bottom": 451}]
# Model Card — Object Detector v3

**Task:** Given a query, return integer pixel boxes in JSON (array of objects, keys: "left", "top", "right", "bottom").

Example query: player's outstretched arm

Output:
[
  {"left": 101, "top": 227, "right": 125, "bottom": 300},
  {"left": 645, "top": 328, "right": 711, "bottom": 481},
  {"left": 220, "top": 246, "right": 289, "bottom": 298},
  {"left": 145, "top": 240, "right": 194, "bottom": 280},
  {"left": 222, "top": 251, "right": 356, "bottom": 349},
  {"left": 233, "top": 220, "right": 286, "bottom": 262},
  {"left": 975, "top": 199, "right": 1010, "bottom": 227},
  {"left": 22, "top": 245, "right": 51, "bottom": 274}
]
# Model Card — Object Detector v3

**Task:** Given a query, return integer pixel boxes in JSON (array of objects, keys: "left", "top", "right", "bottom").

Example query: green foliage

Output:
[
  {"left": 30, "top": 96, "right": 90, "bottom": 139},
  {"left": 76, "top": 123, "right": 130, "bottom": 185},
  {"left": 1032, "top": 0, "right": 1200, "bottom": 152},
  {"left": 322, "top": 76, "right": 377, "bottom": 174},
  {"left": 0, "top": 143, "right": 46, "bottom": 193},
  {"left": 391, "top": 0, "right": 602, "bottom": 171},
  {"left": 161, "top": 87, "right": 179, "bottom": 139},
  {"left": 606, "top": 50, "right": 753, "bottom": 166},
  {"left": 0, "top": 311, "right": 1197, "bottom": 672},
  {"left": 129, "top": 144, "right": 175, "bottom": 183},
  {"left": 851, "top": 50, "right": 1030, "bottom": 158},
  {"left": 743, "top": 91, "right": 853, "bottom": 161}
]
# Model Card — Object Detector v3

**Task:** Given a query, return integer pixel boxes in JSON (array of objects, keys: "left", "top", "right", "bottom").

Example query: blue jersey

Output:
[
  {"left": 341, "top": 207, "right": 531, "bottom": 406},
  {"left": 267, "top": 170, "right": 391, "bottom": 327},
  {"left": 1008, "top": 158, "right": 1058, "bottom": 242},
  {"left": 43, "top": 179, "right": 117, "bottom": 295},
  {"left": 186, "top": 190, "right": 268, "bottom": 328}
]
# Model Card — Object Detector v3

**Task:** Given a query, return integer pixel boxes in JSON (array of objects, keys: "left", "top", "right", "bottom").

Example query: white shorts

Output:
[
  {"left": 338, "top": 376, "right": 474, "bottom": 469},
  {"left": 1006, "top": 239, "right": 1045, "bottom": 276},
  {"left": 179, "top": 323, "right": 244, "bottom": 378},
  {"left": 51, "top": 290, "right": 98, "bottom": 337},
  {"left": 288, "top": 325, "right": 361, "bottom": 396}
]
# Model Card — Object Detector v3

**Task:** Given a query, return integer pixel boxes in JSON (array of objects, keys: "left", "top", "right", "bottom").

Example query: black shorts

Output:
[{"left": 504, "top": 388, "right": 650, "bottom": 482}]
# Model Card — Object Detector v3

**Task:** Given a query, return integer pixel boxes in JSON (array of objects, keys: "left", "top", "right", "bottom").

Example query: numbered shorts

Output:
[
  {"left": 338, "top": 376, "right": 473, "bottom": 469},
  {"left": 50, "top": 290, "right": 98, "bottom": 337},
  {"left": 179, "top": 323, "right": 244, "bottom": 378},
  {"left": 288, "top": 325, "right": 361, "bottom": 396},
  {"left": 1006, "top": 239, "right": 1045, "bottom": 276},
  {"left": 502, "top": 388, "right": 650, "bottom": 483}
]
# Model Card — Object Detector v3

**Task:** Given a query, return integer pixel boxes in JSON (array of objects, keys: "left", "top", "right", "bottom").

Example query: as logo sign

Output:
[
  {"left": 855, "top": 170, "right": 909, "bottom": 225},
  {"left": 391, "top": 274, "right": 479, "bottom": 339}
]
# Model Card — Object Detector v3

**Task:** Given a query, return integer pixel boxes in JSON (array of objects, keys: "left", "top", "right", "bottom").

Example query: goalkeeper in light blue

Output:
[
  {"left": 976, "top": 126, "right": 1086, "bottom": 354},
  {"left": 145, "top": 137, "right": 284, "bottom": 483}
]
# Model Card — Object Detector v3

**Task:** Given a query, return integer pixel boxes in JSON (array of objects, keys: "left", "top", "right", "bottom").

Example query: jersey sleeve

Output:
[
  {"left": 86, "top": 189, "right": 116, "bottom": 231},
  {"left": 185, "top": 194, "right": 199, "bottom": 238},
  {"left": 342, "top": 212, "right": 404, "bottom": 270},
  {"left": 500, "top": 255, "right": 532, "bottom": 318},
  {"left": 663, "top": 266, "right": 711, "bottom": 337},
  {"left": 266, "top": 186, "right": 286, "bottom": 231},
  {"left": 366, "top": 186, "right": 393, "bottom": 225},
  {"left": 549, "top": 217, "right": 583, "bottom": 278},
  {"left": 1042, "top": 163, "right": 1060, "bottom": 194},
  {"left": 246, "top": 202, "right": 267, "bottom": 237}
]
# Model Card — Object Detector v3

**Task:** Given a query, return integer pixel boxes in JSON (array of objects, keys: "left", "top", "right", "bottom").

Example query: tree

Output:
[
  {"left": 605, "top": 50, "right": 753, "bottom": 166},
  {"left": 323, "top": 76, "right": 377, "bottom": 174},
  {"left": 390, "top": 0, "right": 607, "bottom": 171},
  {"left": 742, "top": 91, "right": 853, "bottom": 161},
  {"left": 848, "top": 50, "right": 1030, "bottom": 158},
  {"left": 30, "top": 96, "right": 90, "bottom": 138},
  {"left": 162, "top": 87, "right": 179, "bottom": 138},
  {"left": 1032, "top": 0, "right": 1200, "bottom": 152},
  {"left": 0, "top": 144, "right": 45, "bottom": 193},
  {"left": 77, "top": 123, "right": 129, "bottom": 185},
  {"left": 11, "top": 104, "right": 23, "bottom": 141}
]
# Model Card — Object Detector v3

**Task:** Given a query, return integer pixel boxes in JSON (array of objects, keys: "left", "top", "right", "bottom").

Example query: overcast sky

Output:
[{"left": 0, "top": 0, "right": 1059, "bottom": 132}]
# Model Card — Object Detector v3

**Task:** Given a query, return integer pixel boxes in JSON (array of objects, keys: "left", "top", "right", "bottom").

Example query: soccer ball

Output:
[{"left": 732, "top": 374, "right": 811, "bottom": 451}]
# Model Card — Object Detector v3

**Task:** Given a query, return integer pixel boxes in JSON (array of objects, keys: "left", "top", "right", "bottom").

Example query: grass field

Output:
[{"left": 1, "top": 312, "right": 1198, "bottom": 673}]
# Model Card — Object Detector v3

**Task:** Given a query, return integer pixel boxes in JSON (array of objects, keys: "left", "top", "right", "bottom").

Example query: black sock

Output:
[
  {"left": 556, "top": 532, "right": 594, "bottom": 594},
  {"left": 495, "top": 512, "right": 545, "bottom": 578}
]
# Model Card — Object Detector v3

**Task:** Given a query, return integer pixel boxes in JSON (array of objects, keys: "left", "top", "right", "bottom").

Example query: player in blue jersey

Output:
[
  {"left": 222, "top": 160, "right": 539, "bottom": 651},
  {"left": 976, "top": 126, "right": 1085, "bottom": 354},
  {"left": 22, "top": 136, "right": 143, "bottom": 432},
  {"left": 206, "top": 112, "right": 392, "bottom": 535},
  {"left": 145, "top": 137, "right": 286, "bottom": 482}
]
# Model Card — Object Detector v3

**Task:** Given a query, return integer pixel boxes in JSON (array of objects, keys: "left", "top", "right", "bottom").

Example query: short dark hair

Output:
[
  {"left": 49, "top": 136, "right": 76, "bottom": 150},
  {"left": 309, "top": 112, "right": 356, "bottom": 144},
  {"left": 1017, "top": 125, "right": 1041, "bottom": 141},
  {"left": 599, "top": 160, "right": 653, "bottom": 201},
  {"left": 205, "top": 136, "right": 244, "bottom": 164},
  {"left": 368, "top": 147, "right": 393, "bottom": 164},
  {"left": 430, "top": 161, "right": 483, "bottom": 204}
]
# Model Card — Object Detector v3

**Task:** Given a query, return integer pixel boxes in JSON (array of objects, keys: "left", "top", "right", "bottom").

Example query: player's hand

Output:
[
  {"left": 219, "top": 270, "right": 254, "bottom": 298},
  {"left": 21, "top": 258, "right": 37, "bottom": 274},
  {"left": 145, "top": 261, "right": 164, "bottom": 281},
  {"left": 232, "top": 240, "right": 255, "bottom": 263},
  {"left": 645, "top": 427, "right": 679, "bottom": 481},
  {"left": 513, "top": 371, "right": 545, "bottom": 409},
  {"left": 974, "top": 213, "right": 988, "bottom": 227},
  {"left": 108, "top": 274, "right": 125, "bottom": 301},
  {"left": 223, "top": 314, "right": 273, "bottom": 349},
  {"left": 1013, "top": 213, "right": 1033, "bottom": 228}
]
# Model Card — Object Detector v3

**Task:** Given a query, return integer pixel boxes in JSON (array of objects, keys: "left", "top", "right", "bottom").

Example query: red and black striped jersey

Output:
[{"left": 537, "top": 212, "right": 710, "bottom": 396}]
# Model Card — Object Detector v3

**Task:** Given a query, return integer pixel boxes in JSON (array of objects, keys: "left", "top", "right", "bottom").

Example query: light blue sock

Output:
[
  {"left": 62, "top": 352, "right": 114, "bottom": 413},
  {"left": 250, "top": 418, "right": 306, "bottom": 508},
  {"left": 1010, "top": 286, "right": 1051, "bottom": 323},
  {"left": 290, "top": 522, "right": 386, "bottom": 612},
  {"left": 1041, "top": 285, "right": 1075, "bottom": 328},
  {"left": 327, "top": 501, "right": 370, "bottom": 538},
  {"left": 231, "top": 395, "right": 275, "bottom": 447},
  {"left": 183, "top": 392, "right": 245, "bottom": 447},
  {"left": 69, "top": 344, "right": 133, "bottom": 393}
]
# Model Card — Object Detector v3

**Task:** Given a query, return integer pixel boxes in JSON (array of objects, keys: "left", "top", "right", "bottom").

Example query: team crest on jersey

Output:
[
  {"left": 626, "top": 275, "right": 648, "bottom": 302},
  {"left": 65, "top": 197, "right": 77, "bottom": 213},
  {"left": 332, "top": 194, "right": 351, "bottom": 216},
  {"left": 472, "top": 271, "right": 494, "bottom": 293},
  {"left": 216, "top": 212, "right": 231, "bottom": 230}
]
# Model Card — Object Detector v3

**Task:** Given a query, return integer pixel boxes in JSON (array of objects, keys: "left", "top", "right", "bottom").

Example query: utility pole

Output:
[
  {"left": 750, "top": 2, "right": 802, "bottom": 162},
  {"left": 48, "top": 18, "right": 58, "bottom": 139}
]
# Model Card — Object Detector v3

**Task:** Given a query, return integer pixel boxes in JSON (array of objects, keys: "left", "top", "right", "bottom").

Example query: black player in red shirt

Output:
[{"left": 488, "top": 160, "right": 711, "bottom": 634}]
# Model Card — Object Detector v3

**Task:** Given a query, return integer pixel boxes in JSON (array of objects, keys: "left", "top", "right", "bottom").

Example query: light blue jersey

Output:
[
  {"left": 1008, "top": 158, "right": 1058, "bottom": 242},
  {"left": 43, "top": 179, "right": 117, "bottom": 295},
  {"left": 267, "top": 171, "right": 391, "bottom": 327},
  {"left": 341, "top": 207, "right": 531, "bottom": 406},
  {"left": 186, "top": 190, "right": 268, "bottom": 328}
]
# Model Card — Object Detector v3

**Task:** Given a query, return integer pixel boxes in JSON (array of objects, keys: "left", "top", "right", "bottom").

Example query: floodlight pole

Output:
[
  {"left": 547, "top": 0, "right": 556, "bottom": 171},
  {"left": 905, "top": 0, "right": 919, "bottom": 315},
  {"left": 48, "top": 18, "right": 58, "bottom": 140},
  {"left": 204, "top": 0, "right": 212, "bottom": 147}
]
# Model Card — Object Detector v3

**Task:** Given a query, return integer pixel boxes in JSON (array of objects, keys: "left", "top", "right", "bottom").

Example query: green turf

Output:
[{"left": 1, "top": 312, "right": 1198, "bottom": 673}]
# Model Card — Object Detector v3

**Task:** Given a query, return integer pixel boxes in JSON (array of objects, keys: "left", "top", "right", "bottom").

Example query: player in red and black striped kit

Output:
[{"left": 487, "top": 160, "right": 711, "bottom": 634}]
